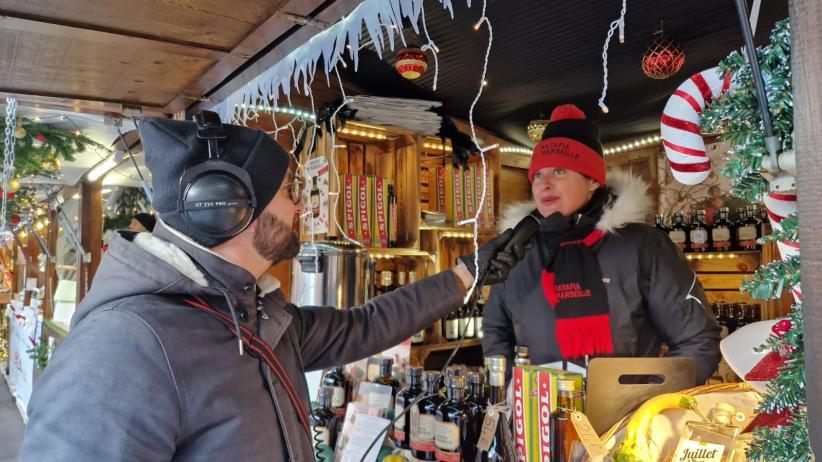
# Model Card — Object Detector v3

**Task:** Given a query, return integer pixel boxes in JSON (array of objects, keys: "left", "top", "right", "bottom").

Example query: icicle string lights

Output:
[{"left": 597, "top": 0, "right": 628, "bottom": 114}]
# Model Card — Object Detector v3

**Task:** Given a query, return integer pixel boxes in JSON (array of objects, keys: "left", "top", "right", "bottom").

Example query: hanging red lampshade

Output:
[
  {"left": 642, "top": 27, "right": 685, "bottom": 80},
  {"left": 395, "top": 47, "right": 428, "bottom": 80}
]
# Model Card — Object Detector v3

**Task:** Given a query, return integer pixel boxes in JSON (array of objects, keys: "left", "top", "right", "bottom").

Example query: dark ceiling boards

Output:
[{"left": 341, "top": 0, "right": 788, "bottom": 146}]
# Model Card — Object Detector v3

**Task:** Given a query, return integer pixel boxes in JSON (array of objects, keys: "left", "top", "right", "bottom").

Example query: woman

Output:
[{"left": 481, "top": 104, "right": 721, "bottom": 384}]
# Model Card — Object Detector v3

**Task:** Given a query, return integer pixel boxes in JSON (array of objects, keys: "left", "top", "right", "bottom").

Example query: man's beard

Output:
[{"left": 252, "top": 211, "right": 301, "bottom": 265}]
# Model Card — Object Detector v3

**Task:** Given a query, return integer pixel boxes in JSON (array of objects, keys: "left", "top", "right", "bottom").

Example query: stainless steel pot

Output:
[{"left": 290, "top": 241, "right": 370, "bottom": 309}]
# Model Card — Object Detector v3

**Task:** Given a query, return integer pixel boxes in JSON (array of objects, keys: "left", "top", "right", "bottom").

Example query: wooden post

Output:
[
  {"left": 42, "top": 210, "right": 59, "bottom": 319},
  {"left": 76, "top": 180, "right": 103, "bottom": 302},
  {"left": 790, "top": 0, "right": 822, "bottom": 451}
]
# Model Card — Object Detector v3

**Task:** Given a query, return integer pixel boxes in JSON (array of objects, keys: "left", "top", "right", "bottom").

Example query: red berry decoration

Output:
[
  {"left": 772, "top": 323, "right": 785, "bottom": 338},
  {"left": 778, "top": 319, "right": 793, "bottom": 333},
  {"left": 9, "top": 214, "right": 20, "bottom": 225},
  {"left": 35, "top": 134, "right": 46, "bottom": 143},
  {"left": 6, "top": 192, "right": 14, "bottom": 199}
]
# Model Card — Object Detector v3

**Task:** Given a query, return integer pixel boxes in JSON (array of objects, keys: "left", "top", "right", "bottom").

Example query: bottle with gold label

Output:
[
  {"left": 672, "top": 403, "right": 740, "bottom": 462},
  {"left": 435, "top": 375, "right": 472, "bottom": 462}
]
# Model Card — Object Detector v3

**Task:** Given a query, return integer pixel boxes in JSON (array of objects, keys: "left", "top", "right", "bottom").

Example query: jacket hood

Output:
[
  {"left": 71, "top": 219, "right": 281, "bottom": 329},
  {"left": 497, "top": 168, "right": 652, "bottom": 234}
]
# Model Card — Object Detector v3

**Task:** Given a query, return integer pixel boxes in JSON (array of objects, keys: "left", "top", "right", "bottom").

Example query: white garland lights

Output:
[
  {"left": 597, "top": 0, "right": 628, "bottom": 114},
  {"left": 499, "top": 146, "right": 531, "bottom": 154},
  {"left": 603, "top": 134, "right": 662, "bottom": 155}
]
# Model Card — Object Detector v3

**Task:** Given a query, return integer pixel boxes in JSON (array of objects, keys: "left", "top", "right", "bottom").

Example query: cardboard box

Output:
[
  {"left": 373, "top": 176, "right": 388, "bottom": 248},
  {"left": 357, "top": 175, "right": 372, "bottom": 246},
  {"left": 342, "top": 174, "right": 357, "bottom": 241}
]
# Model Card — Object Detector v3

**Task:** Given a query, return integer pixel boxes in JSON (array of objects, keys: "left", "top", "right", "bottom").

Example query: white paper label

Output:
[
  {"left": 737, "top": 226, "right": 757, "bottom": 241},
  {"left": 712, "top": 228, "right": 731, "bottom": 242},
  {"left": 669, "top": 230, "right": 687, "bottom": 244},
  {"left": 411, "top": 408, "right": 436, "bottom": 444},
  {"left": 445, "top": 320, "right": 459, "bottom": 339},
  {"left": 434, "top": 421, "right": 461, "bottom": 451},
  {"left": 394, "top": 403, "right": 405, "bottom": 431},
  {"left": 690, "top": 229, "right": 708, "bottom": 244},
  {"left": 411, "top": 330, "right": 425, "bottom": 343},
  {"left": 672, "top": 439, "right": 725, "bottom": 462},
  {"left": 331, "top": 386, "right": 345, "bottom": 408},
  {"left": 476, "top": 317, "right": 484, "bottom": 338}
]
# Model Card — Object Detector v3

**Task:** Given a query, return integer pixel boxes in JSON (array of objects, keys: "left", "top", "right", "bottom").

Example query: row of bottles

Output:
[
  {"left": 657, "top": 205, "right": 771, "bottom": 253},
  {"left": 374, "top": 270, "right": 417, "bottom": 297},
  {"left": 710, "top": 301, "right": 762, "bottom": 338},
  {"left": 441, "top": 298, "right": 485, "bottom": 342}
]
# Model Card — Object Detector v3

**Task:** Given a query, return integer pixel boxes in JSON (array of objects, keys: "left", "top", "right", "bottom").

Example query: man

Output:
[
  {"left": 21, "top": 115, "right": 520, "bottom": 461},
  {"left": 482, "top": 104, "right": 721, "bottom": 384},
  {"left": 128, "top": 212, "right": 156, "bottom": 232}
]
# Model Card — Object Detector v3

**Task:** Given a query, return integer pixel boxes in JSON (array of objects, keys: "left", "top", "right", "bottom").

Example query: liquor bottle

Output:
[
  {"left": 465, "top": 372, "right": 487, "bottom": 461},
  {"left": 477, "top": 356, "right": 517, "bottom": 462},
  {"left": 712, "top": 208, "right": 733, "bottom": 252},
  {"left": 310, "top": 176, "right": 321, "bottom": 219},
  {"left": 669, "top": 212, "right": 690, "bottom": 252},
  {"left": 435, "top": 375, "right": 473, "bottom": 462},
  {"left": 373, "top": 357, "right": 400, "bottom": 409},
  {"left": 473, "top": 296, "right": 485, "bottom": 340},
  {"left": 655, "top": 214, "right": 669, "bottom": 234},
  {"left": 725, "top": 303, "right": 739, "bottom": 335},
  {"left": 751, "top": 303, "right": 762, "bottom": 322},
  {"left": 514, "top": 345, "right": 531, "bottom": 367},
  {"left": 376, "top": 271, "right": 395, "bottom": 296},
  {"left": 411, "top": 371, "right": 446, "bottom": 461},
  {"left": 715, "top": 302, "right": 730, "bottom": 339},
  {"left": 388, "top": 184, "right": 398, "bottom": 247},
  {"left": 321, "top": 367, "right": 349, "bottom": 418},
  {"left": 551, "top": 380, "right": 583, "bottom": 462},
  {"left": 459, "top": 305, "right": 476, "bottom": 339},
  {"left": 736, "top": 207, "right": 759, "bottom": 250},
  {"left": 759, "top": 207, "right": 772, "bottom": 238},
  {"left": 443, "top": 309, "right": 460, "bottom": 341},
  {"left": 671, "top": 403, "right": 740, "bottom": 462},
  {"left": 735, "top": 303, "right": 750, "bottom": 329},
  {"left": 397, "top": 271, "right": 407, "bottom": 288},
  {"left": 689, "top": 210, "right": 711, "bottom": 253},
  {"left": 395, "top": 366, "right": 424, "bottom": 450},
  {"left": 310, "top": 386, "right": 341, "bottom": 456}
]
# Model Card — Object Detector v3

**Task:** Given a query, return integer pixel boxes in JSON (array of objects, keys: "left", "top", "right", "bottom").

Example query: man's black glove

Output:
[{"left": 457, "top": 228, "right": 533, "bottom": 286}]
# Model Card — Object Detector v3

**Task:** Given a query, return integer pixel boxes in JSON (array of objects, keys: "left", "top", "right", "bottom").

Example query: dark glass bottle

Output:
[
  {"left": 477, "top": 355, "right": 517, "bottom": 461},
  {"left": 474, "top": 297, "right": 485, "bottom": 340},
  {"left": 737, "top": 207, "right": 759, "bottom": 250},
  {"left": 465, "top": 372, "right": 487, "bottom": 461},
  {"left": 310, "top": 386, "right": 341, "bottom": 457},
  {"left": 388, "top": 184, "right": 398, "bottom": 247},
  {"left": 711, "top": 207, "right": 733, "bottom": 252},
  {"left": 395, "top": 366, "right": 424, "bottom": 450},
  {"left": 376, "top": 271, "right": 395, "bottom": 296},
  {"left": 443, "top": 309, "right": 460, "bottom": 341},
  {"left": 759, "top": 207, "right": 772, "bottom": 238},
  {"left": 550, "top": 380, "right": 582, "bottom": 462},
  {"left": 669, "top": 212, "right": 689, "bottom": 252},
  {"left": 310, "top": 176, "right": 320, "bottom": 219},
  {"left": 411, "top": 371, "right": 446, "bottom": 461},
  {"left": 751, "top": 303, "right": 762, "bottom": 322},
  {"left": 725, "top": 303, "right": 740, "bottom": 334},
  {"left": 373, "top": 357, "right": 400, "bottom": 408},
  {"left": 435, "top": 376, "right": 473, "bottom": 462},
  {"left": 737, "top": 303, "right": 751, "bottom": 329},
  {"left": 459, "top": 304, "right": 476, "bottom": 339},
  {"left": 716, "top": 302, "right": 730, "bottom": 339},
  {"left": 321, "top": 367, "right": 349, "bottom": 418},
  {"left": 689, "top": 210, "right": 711, "bottom": 253},
  {"left": 655, "top": 214, "right": 669, "bottom": 234}
]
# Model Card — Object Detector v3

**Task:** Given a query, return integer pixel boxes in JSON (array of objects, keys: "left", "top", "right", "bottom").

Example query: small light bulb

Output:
[
  {"left": 600, "top": 103, "right": 609, "bottom": 114},
  {"left": 473, "top": 21, "right": 481, "bottom": 31},
  {"left": 481, "top": 80, "right": 488, "bottom": 87}
]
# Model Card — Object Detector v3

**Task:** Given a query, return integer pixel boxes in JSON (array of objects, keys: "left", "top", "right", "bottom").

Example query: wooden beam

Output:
[
  {"left": 0, "top": 91, "right": 166, "bottom": 118},
  {"left": 791, "top": 0, "right": 822, "bottom": 452},
  {"left": 0, "top": 14, "right": 228, "bottom": 59},
  {"left": 76, "top": 180, "right": 102, "bottom": 302},
  {"left": 191, "top": 0, "right": 365, "bottom": 113}
]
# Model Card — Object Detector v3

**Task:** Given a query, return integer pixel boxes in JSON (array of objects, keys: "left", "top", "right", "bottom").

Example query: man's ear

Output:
[{"left": 588, "top": 178, "right": 601, "bottom": 192}]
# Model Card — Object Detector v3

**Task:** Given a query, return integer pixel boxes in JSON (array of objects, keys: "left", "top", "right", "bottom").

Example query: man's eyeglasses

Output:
[{"left": 282, "top": 179, "right": 303, "bottom": 205}]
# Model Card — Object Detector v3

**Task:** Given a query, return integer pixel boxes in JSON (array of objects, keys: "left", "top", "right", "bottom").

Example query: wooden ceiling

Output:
[{"left": 0, "top": 0, "right": 361, "bottom": 115}]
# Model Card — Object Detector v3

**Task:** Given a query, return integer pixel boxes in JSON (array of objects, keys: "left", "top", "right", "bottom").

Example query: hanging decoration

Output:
[
  {"left": 526, "top": 119, "right": 548, "bottom": 142},
  {"left": 6, "top": 177, "right": 20, "bottom": 193},
  {"left": 2, "top": 98, "right": 18, "bottom": 231},
  {"left": 660, "top": 67, "right": 733, "bottom": 185},
  {"left": 641, "top": 24, "right": 686, "bottom": 79},
  {"left": 394, "top": 47, "right": 428, "bottom": 80},
  {"left": 597, "top": 0, "right": 628, "bottom": 113},
  {"left": 215, "top": 0, "right": 472, "bottom": 123}
]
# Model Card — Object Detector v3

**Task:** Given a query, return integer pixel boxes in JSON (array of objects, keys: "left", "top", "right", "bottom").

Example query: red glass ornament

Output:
[
  {"left": 394, "top": 48, "right": 428, "bottom": 80},
  {"left": 6, "top": 192, "right": 15, "bottom": 199},
  {"left": 9, "top": 215, "right": 20, "bottom": 225},
  {"left": 35, "top": 134, "right": 46, "bottom": 143},
  {"left": 778, "top": 319, "right": 792, "bottom": 332},
  {"left": 642, "top": 34, "right": 685, "bottom": 79}
]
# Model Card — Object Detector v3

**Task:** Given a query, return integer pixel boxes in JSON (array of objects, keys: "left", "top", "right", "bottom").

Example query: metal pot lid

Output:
[{"left": 298, "top": 241, "right": 369, "bottom": 256}]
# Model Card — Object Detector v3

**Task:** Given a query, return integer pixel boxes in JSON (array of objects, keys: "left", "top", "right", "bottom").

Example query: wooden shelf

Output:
[
  {"left": 419, "top": 224, "right": 496, "bottom": 240},
  {"left": 409, "top": 338, "right": 482, "bottom": 367},
  {"left": 367, "top": 247, "right": 435, "bottom": 261}
]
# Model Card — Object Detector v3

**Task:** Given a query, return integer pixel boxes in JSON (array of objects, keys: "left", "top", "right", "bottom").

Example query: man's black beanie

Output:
[{"left": 140, "top": 117, "right": 291, "bottom": 248}]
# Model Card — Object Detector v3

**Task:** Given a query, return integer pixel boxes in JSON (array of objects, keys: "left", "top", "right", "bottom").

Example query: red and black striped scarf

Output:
[{"left": 537, "top": 189, "right": 614, "bottom": 359}]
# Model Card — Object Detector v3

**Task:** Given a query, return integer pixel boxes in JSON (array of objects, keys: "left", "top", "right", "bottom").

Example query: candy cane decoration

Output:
[
  {"left": 661, "top": 67, "right": 733, "bottom": 185},
  {"left": 762, "top": 190, "right": 801, "bottom": 300}
]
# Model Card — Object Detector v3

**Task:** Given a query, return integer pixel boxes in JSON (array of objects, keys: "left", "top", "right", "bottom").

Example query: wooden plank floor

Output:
[{"left": 0, "top": 374, "right": 25, "bottom": 462}]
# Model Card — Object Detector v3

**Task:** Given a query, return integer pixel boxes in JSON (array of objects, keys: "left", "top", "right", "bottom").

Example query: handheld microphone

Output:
[{"left": 501, "top": 211, "right": 541, "bottom": 254}]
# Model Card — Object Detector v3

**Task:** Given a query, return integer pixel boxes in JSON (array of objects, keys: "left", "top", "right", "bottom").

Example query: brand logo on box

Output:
[
  {"left": 513, "top": 370, "right": 528, "bottom": 462},
  {"left": 538, "top": 374, "right": 551, "bottom": 462}
]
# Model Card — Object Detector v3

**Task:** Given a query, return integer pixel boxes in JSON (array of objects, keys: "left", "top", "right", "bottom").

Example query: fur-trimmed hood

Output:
[{"left": 497, "top": 168, "right": 652, "bottom": 234}]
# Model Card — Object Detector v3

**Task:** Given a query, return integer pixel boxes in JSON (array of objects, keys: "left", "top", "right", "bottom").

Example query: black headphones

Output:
[{"left": 177, "top": 111, "right": 257, "bottom": 240}]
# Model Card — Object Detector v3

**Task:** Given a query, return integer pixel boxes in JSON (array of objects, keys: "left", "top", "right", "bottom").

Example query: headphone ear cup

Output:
[{"left": 178, "top": 160, "right": 257, "bottom": 240}]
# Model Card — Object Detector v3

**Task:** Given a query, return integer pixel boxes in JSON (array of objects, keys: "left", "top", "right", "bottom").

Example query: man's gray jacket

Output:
[{"left": 21, "top": 221, "right": 465, "bottom": 461}]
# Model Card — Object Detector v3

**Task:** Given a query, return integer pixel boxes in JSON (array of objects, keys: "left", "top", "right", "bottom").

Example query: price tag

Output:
[
  {"left": 476, "top": 407, "right": 501, "bottom": 452},
  {"left": 570, "top": 411, "right": 609, "bottom": 460}
]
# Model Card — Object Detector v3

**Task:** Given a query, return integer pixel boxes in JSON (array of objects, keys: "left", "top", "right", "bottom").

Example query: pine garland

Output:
[{"left": 701, "top": 19, "right": 809, "bottom": 461}]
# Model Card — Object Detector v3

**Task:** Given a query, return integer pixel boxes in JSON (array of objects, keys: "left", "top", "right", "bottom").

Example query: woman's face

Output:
[{"left": 531, "top": 167, "right": 599, "bottom": 217}]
